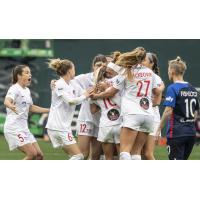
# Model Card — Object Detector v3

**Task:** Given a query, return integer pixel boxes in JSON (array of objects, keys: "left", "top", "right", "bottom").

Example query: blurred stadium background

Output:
[{"left": 0, "top": 39, "right": 200, "bottom": 159}]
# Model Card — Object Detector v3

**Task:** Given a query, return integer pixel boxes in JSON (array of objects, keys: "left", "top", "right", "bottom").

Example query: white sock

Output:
[
  {"left": 120, "top": 152, "right": 131, "bottom": 160},
  {"left": 131, "top": 155, "right": 141, "bottom": 160},
  {"left": 69, "top": 153, "right": 84, "bottom": 160}
]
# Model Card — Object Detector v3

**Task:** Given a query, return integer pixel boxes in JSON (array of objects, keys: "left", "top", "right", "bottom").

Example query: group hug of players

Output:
[{"left": 3, "top": 47, "right": 199, "bottom": 160}]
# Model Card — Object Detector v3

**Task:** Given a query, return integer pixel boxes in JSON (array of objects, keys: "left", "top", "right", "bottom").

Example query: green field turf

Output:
[{"left": 0, "top": 135, "right": 200, "bottom": 160}]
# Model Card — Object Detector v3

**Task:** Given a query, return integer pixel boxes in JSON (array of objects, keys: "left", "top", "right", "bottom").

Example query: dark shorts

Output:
[{"left": 167, "top": 136, "right": 195, "bottom": 160}]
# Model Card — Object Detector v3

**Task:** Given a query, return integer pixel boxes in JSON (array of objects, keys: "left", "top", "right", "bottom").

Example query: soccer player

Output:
[
  {"left": 46, "top": 58, "right": 88, "bottom": 160},
  {"left": 156, "top": 56, "right": 199, "bottom": 160},
  {"left": 4, "top": 65, "right": 49, "bottom": 160},
  {"left": 74, "top": 54, "right": 107, "bottom": 159},
  {"left": 89, "top": 47, "right": 161, "bottom": 160},
  {"left": 139, "top": 52, "right": 165, "bottom": 160},
  {"left": 90, "top": 60, "right": 124, "bottom": 159}
]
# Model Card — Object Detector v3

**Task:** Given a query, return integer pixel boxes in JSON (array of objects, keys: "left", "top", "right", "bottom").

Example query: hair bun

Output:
[{"left": 176, "top": 56, "right": 181, "bottom": 62}]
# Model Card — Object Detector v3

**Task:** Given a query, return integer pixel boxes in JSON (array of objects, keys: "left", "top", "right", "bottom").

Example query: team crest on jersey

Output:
[
  {"left": 140, "top": 97, "right": 149, "bottom": 110},
  {"left": 107, "top": 109, "right": 120, "bottom": 121}
]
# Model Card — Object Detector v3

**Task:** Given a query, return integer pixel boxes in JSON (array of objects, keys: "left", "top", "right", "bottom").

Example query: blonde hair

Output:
[
  {"left": 48, "top": 58, "right": 74, "bottom": 76},
  {"left": 115, "top": 47, "right": 146, "bottom": 81},
  {"left": 112, "top": 51, "right": 121, "bottom": 63},
  {"left": 168, "top": 56, "right": 187, "bottom": 76}
]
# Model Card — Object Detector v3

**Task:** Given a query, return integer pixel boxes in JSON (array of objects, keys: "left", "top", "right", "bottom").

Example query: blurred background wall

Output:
[{"left": 0, "top": 39, "right": 200, "bottom": 108}]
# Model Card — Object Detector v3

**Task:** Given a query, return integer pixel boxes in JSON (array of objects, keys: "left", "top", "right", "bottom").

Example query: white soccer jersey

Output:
[
  {"left": 46, "top": 78, "right": 83, "bottom": 131},
  {"left": 4, "top": 83, "right": 33, "bottom": 132},
  {"left": 113, "top": 65, "right": 157, "bottom": 116},
  {"left": 153, "top": 74, "right": 163, "bottom": 122},
  {"left": 92, "top": 77, "right": 122, "bottom": 127},
  {"left": 94, "top": 94, "right": 122, "bottom": 127},
  {"left": 74, "top": 72, "right": 100, "bottom": 126}
]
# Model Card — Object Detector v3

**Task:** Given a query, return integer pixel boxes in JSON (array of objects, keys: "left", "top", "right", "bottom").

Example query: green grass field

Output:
[{"left": 0, "top": 135, "right": 200, "bottom": 160}]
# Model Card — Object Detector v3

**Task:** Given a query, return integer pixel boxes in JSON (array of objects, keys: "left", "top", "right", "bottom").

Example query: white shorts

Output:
[
  {"left": 97, "top": 125, "right": 120, "bottom": 144},
  {"left": 149, "top": 121, "right": 161, "bottom": 136},
  {"left": 122, "top": 114, "right": 154, "bottom": 133},
  {"left": 47, "top": 129, "right": 76, "bottom": 148},
  {"left": 4, "top": 130, "right": 36, "bottom": 151},
  {"left": 77, "top": 121, "right": 99, "bottom": 138}
]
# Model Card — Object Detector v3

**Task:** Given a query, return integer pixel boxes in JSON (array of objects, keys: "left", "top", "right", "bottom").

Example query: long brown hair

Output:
[
  {"left": 12, "top": 65, "right": 28, "bottom": 84},
  {"left": 115, "top": 47, "right": 146, "bottom": 81}
]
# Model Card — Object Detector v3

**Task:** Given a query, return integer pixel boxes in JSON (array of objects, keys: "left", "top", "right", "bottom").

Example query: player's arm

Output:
[
  {"left": 4, "top": 97, "right": 18, "bottom": 114},
  {"left": 29, "top": 105, "right": 49, "bottom": 113},
  {"left": 90, "top": 86, "right": 119, "bottom": 100},
  {"left": 158, "top": 106, "right": 173, "bottom": 131},
  {"left": 61, "top": 90, "right": 89, "bottom": 106},
  {"left": 90, "top": 103, "right": 100, "bottom": 114},
  {"left": 152, "top": 83, "right": 165, "bottom": 106},
  {"left": 152, "top": 74, "right": 165, "bottom": 106}
]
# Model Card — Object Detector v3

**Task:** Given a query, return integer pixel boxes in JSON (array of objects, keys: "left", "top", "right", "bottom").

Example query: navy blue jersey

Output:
[{"left": 163, "top": 82, "right": 199, "bottom": 139}]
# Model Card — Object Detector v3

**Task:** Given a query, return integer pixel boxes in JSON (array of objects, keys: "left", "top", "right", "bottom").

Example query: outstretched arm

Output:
[
  {"left": 29, "top": 105, "right": 49, "bottom": 113},
  {"left": 90, "top": 86, "right": 119, "bottom": 100}
]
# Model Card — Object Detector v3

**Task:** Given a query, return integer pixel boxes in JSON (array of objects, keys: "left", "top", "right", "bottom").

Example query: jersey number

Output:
[
  {"left": 184, "top": 98, "right": 196, "bottom": 118},
  {"left": 67, "top": 133, "right": 73, "bottom": 141},
  {"left": 80, "top": 124, "right": 87, "bottom": 133},
  {"left": 137, "top": 80, "right": 150, "bottom": 97},
  {"left": 17, "top": 134, "right": 24, "bottom": 143},
  {"left": 103, "top": 98, "right": 116, "bottom": 109}
]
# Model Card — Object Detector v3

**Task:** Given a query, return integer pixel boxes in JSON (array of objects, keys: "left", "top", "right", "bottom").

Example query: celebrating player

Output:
[
  {"left": 90, "top": 56, "right": 124, "bottom": 159},
  {"left": 138, "top": 52, "right": 165, "bottom": 160},
  {"left": 74, "top": 54, "right": 107, "bottom": 159},
  {"left": 46, "top": 58, "right": 88, "bottom": 160},
  {"left": 4, "top": 65, "right": 49, "bottom": 160}
]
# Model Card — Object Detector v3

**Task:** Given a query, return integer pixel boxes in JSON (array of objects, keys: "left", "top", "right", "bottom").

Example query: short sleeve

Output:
[
  {"left": 74, "top": 74, "right": 88, "bottom": 90},
  {"left": 112, "top": 75, "right": 125, "bottom": 91},
  {"left": 152, "top": 73, "right": 159, "bottom": 89},
  {"left": 55, "top": 81, "right": 65, "bottom": 97},
  {"left": 163, "top": 85, "right": 176, "bottom": 108},
  {"left": 6, "top": 86, "right": 18, "bottom": 100},
  {"left": 154, "top": 74, "right": 163, "bottom": 88}
]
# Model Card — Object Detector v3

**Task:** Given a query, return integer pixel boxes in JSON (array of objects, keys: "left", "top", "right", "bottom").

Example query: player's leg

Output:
[
  {"left": 167, "top": 138, "right": 184, "bottom": 160},
  {"left": 102, "top": 143, "right": 114, "bottom": 160},
  {"left": 142, "top": 135, "right": 156, "bottom": 160},
  {"left": 120, "top": 127, "right": 138, "bottom": 160},
  {"left": 61, "top": 130, "right": 84, "bottom": 160},
  {"left": 32, "top": 142, "right": 44, "bottom": 160},
  {"left": 90, "top": 137, "right": 102, "bottom": 160},
  {"left": 62, "top": 143, "right": 84, "bottom": 160},
  {"left": 78, "top": 135, "right": 91, "bottom": 159},
  {"left": 18, "top": 143, "right": 38, "bottom": 160},
  {"left": 183, "top": 136, "right": 195, "bottom": 160},
  {"left": 131, "top": 131, "right": 148, "bottom": 160}
]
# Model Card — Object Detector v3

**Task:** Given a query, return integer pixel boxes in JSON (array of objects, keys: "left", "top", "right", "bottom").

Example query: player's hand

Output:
[
  {"left": 89, "top": 92, "right": 99, "bottom": 100},
  {"left": 97, "top": 82, "right": 110, "bottom": 92},
  {"left": 83, "top": 90, "right": 90, "bottom": 98},
  {"left": 87, "top": 87, "right": 95, "bottom": 95},
  {"left": 50, "top": 79, "right": 57, "bottom": 90},
  {"left": 155, "top": 128, "right": 161, "bottom": 145},
  {"left": 10, "top": 105, "right": 18, "bottom": 114}
]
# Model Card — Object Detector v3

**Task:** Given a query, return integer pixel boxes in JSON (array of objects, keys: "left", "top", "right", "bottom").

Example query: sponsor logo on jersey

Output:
[
  {"left": 22, "top": 101, "right": 26, "bottom": 105},
  {"left": 107, "top": 109, "right": 120, "bottom": 121},
  {"left": 166, "top": 96, "right": 173, "bottom": 102},
  {"left": 180, "top": 91, "right": 197, "bottom": 97},
  {"left": 140, "top": 97, "right": 149, "bottom": 110},
  {"left": 180, "top": 118, "right": 195, "bottom": 123},
  {"left": 58, "top": 88, "right": 63, "bottom": 90}
]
